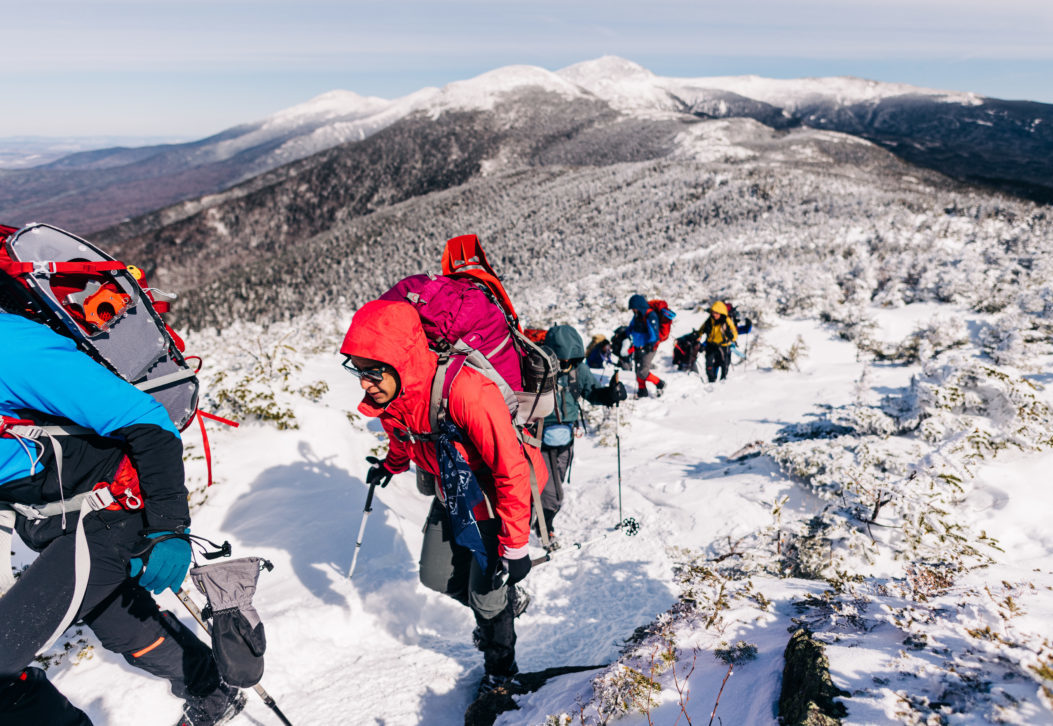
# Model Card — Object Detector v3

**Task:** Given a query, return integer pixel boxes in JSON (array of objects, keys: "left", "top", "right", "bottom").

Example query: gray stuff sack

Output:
[{"left": 190, "top": 557, "right": 270, "bottom": 688}]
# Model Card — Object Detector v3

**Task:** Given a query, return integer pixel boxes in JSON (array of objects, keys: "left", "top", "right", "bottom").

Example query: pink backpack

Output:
[
  {"left": 379, "top": 267, "right": 559, "bottom": 548},
  {"left": 379, "top": 273, "right": 556, "bottom": 427}
]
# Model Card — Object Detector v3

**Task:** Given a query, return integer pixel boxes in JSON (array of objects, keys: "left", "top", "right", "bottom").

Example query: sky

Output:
[{"left": 2, "top": 0, "right": 1052, "bottom": 140}]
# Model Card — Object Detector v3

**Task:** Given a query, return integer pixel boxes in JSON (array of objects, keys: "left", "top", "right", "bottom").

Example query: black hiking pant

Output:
[
  {"left": 0, "top": 446, "right": 227, "bottom": 724},
  {"left": 418, "top": 498, "right": 517, "bottom": 677},
  {"left": 704, "top": 343, "right": 731, "bottom": 382},
  {"left": 540, "top": 442, "right": 574, "bottom": 534},
  {"left": 633, "top": 348, "right": 657, "bottom": 382}
]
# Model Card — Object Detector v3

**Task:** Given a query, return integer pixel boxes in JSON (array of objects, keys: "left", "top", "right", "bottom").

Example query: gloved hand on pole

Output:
[
  {"left": 491, "top": 554, "right": 531, "bottom": 590},
  {"left": 365, "top": 456, "right": 394, "bottom": 487}
]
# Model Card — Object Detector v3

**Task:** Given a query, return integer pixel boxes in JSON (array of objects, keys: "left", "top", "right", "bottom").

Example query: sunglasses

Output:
[{"left": 342, "top": 357, "right": 390, "bottom": 383}]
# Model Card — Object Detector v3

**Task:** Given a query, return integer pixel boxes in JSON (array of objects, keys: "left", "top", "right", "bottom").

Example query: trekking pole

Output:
[
  {"left": 531, "top": 520, "right": 640, "bottom": 567},
  {"left": 615, "top": 400, "right": 623, "bottom": 527},
  {"left": 347, "top": 481, "right": 378, "bottom": 579},
  {"left": 175, "top": 590, "right": 294, "bottom": 726}
]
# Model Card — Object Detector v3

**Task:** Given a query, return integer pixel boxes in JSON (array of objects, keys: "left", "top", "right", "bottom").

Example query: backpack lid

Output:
[{"left": 441, "top": 234, "right": 521, "bottom": 331}]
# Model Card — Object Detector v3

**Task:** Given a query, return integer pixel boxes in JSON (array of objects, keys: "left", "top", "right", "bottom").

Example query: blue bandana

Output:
[{"left": 434, "top": 419, "right": 489, "bottom": 571}]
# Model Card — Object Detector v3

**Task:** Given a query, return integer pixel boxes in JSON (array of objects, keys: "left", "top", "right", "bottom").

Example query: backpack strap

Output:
[
  {"left": 521, "top": 422, "right": 551, "bottom": 549},
  {"left": 0, "top": 259, "right": 126, "bottom": 277},
  {"left": 0, "top": 487, "right": 117, "bottom": 653}
]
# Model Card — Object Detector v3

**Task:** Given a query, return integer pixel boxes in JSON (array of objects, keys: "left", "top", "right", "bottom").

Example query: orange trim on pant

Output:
[
  {"left": 646, "top": 373, "right": 661, "bottom": 385},
  {"left": 131, "top": 636, "right": 166, "bottom": 658}
]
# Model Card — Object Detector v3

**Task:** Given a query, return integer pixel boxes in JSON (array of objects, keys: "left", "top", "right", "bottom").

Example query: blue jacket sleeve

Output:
[
  {"left": 0, "top": 317, "right": 177, "bottom": 438},
  {"left": 0, "top": 316, "right": 188, "bottom": 529}
]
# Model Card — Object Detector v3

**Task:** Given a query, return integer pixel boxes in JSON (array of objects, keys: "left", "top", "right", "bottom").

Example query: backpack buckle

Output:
[
  {"left": 31, "top": 261, "right": 57, "bottom": 277},
  {"left": 86, "top": 488, "right": 117, "bottom": 512}
]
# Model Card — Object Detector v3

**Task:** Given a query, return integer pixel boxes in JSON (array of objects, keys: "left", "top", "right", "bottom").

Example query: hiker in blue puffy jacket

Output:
[
  {"left": 538, "top": 325, "right": 626, "bottom": 549},
  {"left": 626, "top": 295, "right": 667, "bottom": 398},
  {"left": 0, "top": 309, "right": 243, "bottom": 726}
]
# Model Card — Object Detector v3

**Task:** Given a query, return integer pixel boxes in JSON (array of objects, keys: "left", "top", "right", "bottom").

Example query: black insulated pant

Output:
[
  {"left": 540, "top": 442, "right": 574, "bottom": 534},
  {"left": 705, "top": 343, "right": 731, "bottom": 382},
  {"left": 418, "top": 499, "right": 517, "bottom": 677},
  {"left": 0, "top": 509, "right": 222, "bottom": 724}
]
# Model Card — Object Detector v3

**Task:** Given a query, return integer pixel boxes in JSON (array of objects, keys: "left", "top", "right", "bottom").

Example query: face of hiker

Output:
[{"left": 348, "top": 356, "right": 400, "bottom": 405}]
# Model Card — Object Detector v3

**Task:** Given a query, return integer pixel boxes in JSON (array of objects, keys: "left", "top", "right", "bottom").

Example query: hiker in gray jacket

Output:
[{"left": 538, "top": 325, "right": 626, "bottom": 549}]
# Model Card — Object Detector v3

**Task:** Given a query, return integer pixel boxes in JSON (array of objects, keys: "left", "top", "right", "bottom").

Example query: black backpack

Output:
[
  {"left": 610, "top": 325, "right": 632, "bottom": 359},
  {"left": 673, "top": 331, "right": 701, "bottom": 371}
]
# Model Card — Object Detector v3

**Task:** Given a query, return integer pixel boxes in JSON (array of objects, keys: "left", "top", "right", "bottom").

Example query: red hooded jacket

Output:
[{"left": 341, "top": 299, "right": 545, "bottom": 558}]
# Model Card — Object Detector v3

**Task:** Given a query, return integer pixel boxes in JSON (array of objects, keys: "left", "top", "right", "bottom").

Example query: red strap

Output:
[
  {"left": 165, "top": 323, "right": 185, "bottom": 352},
  {"left": 194, "top": 410, "right": 239, "bottom": 487},
  {"left": 198, "top": 410, "right": 239, "bottom": 428},
  {"left": 0, "top": 259, "right": 126, "bottom": 276},
  {"left": 0, "top": 416, "right": 36, "bottom": 436}
]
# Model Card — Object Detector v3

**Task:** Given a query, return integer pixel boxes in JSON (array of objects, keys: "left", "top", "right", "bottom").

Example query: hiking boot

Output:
[
  {"left": 176, "top": 684, "right": 246, "bottom": 726},
  {"left": 636, "top": 387, "right": 649, "bottom": 399},
  {"left": 655, "top": 379, "right": 666, "bottom": 397},
  {"left": 510, "top": 585, "right": 531, "bottom": 618},
  {"left": 476, "top": 664, "right": 520, "bottom": 699},
  {"left": 543, "top": 533, "right": 561, "bottom": 553}
]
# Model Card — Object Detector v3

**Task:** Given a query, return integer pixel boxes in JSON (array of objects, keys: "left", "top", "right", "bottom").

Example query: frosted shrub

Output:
[
  {"left": 972, "top": 313, "right": 1049, "bottom": 368},
  {"left": 770, "top": 335, "right": 809, "bottom": 371},
  {"left": 860, "top": 315, "right": 968, "bottom": 364},
  {"left": 907, "top": 355, "right": 1053, "bottom": 456},
  {"left": 200, "top": 333, "right": 327, "bottom": 430},
  {"left": 589, "top": 664, "right": 662, "bottom": 723},
  {"left": 820, "top": 301, "right": 877, "bottom": 342}
]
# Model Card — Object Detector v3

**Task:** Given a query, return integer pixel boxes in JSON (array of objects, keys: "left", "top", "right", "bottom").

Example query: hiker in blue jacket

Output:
[
  {"left": 0, "top": 309, "right": 243, "bottom": 726},
  {"left": 539, "top": 325, "right": 626, "bottom": 549},
  {"left": 626, "top": 295, "right": 667, "bottom": 398}
]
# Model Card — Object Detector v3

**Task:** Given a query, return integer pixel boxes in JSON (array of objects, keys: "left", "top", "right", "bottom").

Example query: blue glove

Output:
[{"left": 130, "top": 531, "right": 192, "bottom": 595}]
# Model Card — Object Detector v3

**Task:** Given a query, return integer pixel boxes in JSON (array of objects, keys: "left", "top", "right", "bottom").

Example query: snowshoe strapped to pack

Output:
[{"left": 0, "top": 223, "right": 198, "bottom": 430}]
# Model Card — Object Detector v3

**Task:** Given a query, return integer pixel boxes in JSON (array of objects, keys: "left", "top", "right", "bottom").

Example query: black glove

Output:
[
  {"left": 595, "top": 378, "right": 628, "bottom": 407},
  {"left": 492, "top": 555, "right": 532, "bottom": 589},
  {"left": 365, "top": 456, "right": 394, "bottom": 488}
]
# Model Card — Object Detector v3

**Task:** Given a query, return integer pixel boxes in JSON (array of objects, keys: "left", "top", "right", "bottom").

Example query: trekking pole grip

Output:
[{"left": 363, "top": 480, "right": 377, "bottom": 512}]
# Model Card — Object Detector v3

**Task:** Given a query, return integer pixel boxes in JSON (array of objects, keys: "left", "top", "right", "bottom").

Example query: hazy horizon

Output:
[{"left": 3, "top": 0, "right": 1051, "bottom": 139}]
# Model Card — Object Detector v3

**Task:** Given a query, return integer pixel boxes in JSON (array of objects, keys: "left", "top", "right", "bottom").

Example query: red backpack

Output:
[
  {"left": 523, "top": 328, "right": 548, "bottom": 345},
  {"left": 648, "top": 299, "right": 676, "bottom": 343}
]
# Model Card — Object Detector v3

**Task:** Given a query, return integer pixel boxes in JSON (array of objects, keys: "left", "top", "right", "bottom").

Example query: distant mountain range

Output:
[{"left": 1, "top": 57, "right": 1050, "bottom": 237}]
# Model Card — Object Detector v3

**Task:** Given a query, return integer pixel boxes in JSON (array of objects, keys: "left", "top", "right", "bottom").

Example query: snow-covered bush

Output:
[
  {"left": 858, "top": 314, "right": 969, "bottom": 364},
  {"left": 196, "top": 330, "right": 330, "bottom": 430}
]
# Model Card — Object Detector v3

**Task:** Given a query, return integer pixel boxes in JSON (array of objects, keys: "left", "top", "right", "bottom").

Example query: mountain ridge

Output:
[{"left": 2, "top": 56, "right": 1050, "bottom": 234}]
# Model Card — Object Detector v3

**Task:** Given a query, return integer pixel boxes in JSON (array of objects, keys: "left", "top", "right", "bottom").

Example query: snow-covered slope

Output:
[{"left": 31, "top": 294, "right": 1053, "bottom": 724}]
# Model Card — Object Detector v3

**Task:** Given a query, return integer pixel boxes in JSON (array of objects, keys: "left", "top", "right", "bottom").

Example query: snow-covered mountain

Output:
[{"left": 2, "top": 56, "right": 1051, "bottom": 234}]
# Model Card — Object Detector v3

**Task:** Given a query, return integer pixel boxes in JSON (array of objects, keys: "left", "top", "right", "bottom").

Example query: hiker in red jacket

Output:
[{"left": 341, "top": 300, "right": 546, "bottom": 695}]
